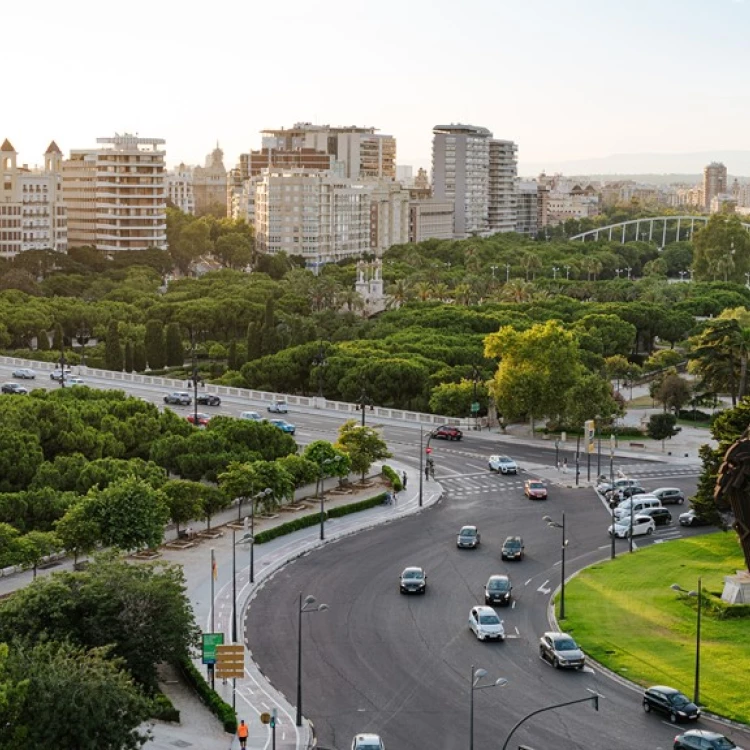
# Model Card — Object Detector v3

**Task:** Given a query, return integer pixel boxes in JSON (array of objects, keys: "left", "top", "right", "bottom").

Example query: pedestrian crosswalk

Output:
[
  {"left": 616, "top": 462, "right": 701, "bottom": 479},
  {"left": 439, "top": 473, "right": 526, "bottom": 497}
]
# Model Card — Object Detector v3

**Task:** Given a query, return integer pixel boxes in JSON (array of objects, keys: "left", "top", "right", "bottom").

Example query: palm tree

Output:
[
  {"left": 413, "top": 281, "right": 433, "bottom": 301},
  {"left": 432, "top": 282, "right": 450, "bottom": 302},
  {"left": 584, "top": 257, "right": 603, "bottom": 281},
  {"left": 452, "top": 283, "right": 473, "bottom": 306},
  {"left": 497, "top": 279, "right": 534, "bottom": 303},
  {"left": 385, "top": 279, "right": 412, "bottom": 309},
  {"left": 520, "top": 252, "right": 542, "bottom": 281}
]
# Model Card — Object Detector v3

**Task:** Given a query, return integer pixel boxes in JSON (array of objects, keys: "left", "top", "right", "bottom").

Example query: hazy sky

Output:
[{"left": 4, "top": 0, "right": 749, "bottom": 173}]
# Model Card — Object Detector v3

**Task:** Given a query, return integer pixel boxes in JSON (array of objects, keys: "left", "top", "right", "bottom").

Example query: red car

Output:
[
  {"left": 432, "top": 425, "right": 463, "bottom": 441},
  {"left": 186, "top": 412, "right": 211, "bottom": 427},
  {"left": 524, "top": 479, "right": 548, "bottom": 500}
]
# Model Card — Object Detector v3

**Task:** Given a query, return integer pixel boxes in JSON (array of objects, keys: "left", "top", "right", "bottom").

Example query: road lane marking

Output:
[{"left": 537, "top": 580, "right": 551, "bottom": 594}]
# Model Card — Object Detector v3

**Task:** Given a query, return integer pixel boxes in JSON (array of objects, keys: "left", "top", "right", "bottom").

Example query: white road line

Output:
[
  {"left": 537, "top": 580, "right": 551, "bottom": 594},
  {"left": 524, "top": 578, "right": 533, "bottom": 586}
]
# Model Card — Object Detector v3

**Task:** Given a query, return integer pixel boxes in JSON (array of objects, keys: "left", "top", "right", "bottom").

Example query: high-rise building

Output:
[
  {"left": 408, "top": 199, "right": 454, "bottom": 243},
  {"left": 0, "top": 139, "right": 67, "bottom": 258},
  {"left": 369, "top": 181, "right": 410, "bottom": 253},
  {"left": 240, "top": 148, "right": 333, "bottom": 180},
  {"left": 192, "top": 145, "right": 228, "bottom": 216},
  {"left": 254, "top": 168, "right": 371, "bottom": 270},
  {"left": 165, "top": 163, "right": 195, "bottom": 214},
  {"left": 515, "top": 181, "right": 538, "bottom": 236},
  {"left": 703, "top": 162, "right": 728, "bottom": 211},
  {"left": 63, "top": 134, "right": 167, "bottom": 252},
  {"left": 431, "top": 124, "right": 518, "bottom": 238}
]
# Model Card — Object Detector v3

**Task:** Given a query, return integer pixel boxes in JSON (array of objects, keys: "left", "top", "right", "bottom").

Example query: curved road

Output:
[{"left": 247, "top": 443, "right": 749, "bottom": 750}]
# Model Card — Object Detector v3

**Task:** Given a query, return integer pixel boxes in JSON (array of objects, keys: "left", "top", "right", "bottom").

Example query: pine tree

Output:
[
  {"left": 124, "top": 340, "right": 134, "bottom": 373},
  {"left": 227, "top": 340, "right": 238, "bottom": 371},
  {"left": 104, "top": 321, "right": 123, "bottom": 371},
  {"left": 133, "top": 340, "right": 147, "bottom": 372},
  {"left": 165, "top": 323, "right": 184, "bottom": 367},
  {"left": 246, "top": 322, "right": 262, "bottom": 361},
  {"left": 37, "top": 329, "right": 50, "bottom": 351},
  {"left": 52, "top": 323, "right": 64, "bottom": 352},
  {"left": 260, "top": 299, "right": 279, "bottom": 356},
  {"left": 144, "top": 320, "right": 165, "bottom": 370}
]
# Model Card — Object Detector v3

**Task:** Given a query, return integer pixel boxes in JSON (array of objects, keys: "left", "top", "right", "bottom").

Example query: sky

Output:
[{"left": 4, "top": 0, "right": 750, "bottom": 174}]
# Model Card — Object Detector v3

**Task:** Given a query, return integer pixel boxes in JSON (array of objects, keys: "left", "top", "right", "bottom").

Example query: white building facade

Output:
[
  {"left": 488, "top": 139, "right": 518, "bottom": 233},
  {"left": 0, "top": 139, "right": 67, "bottom": 258},
  {"left": 165, "top": 163, "right": 195, "bottom": 214}
]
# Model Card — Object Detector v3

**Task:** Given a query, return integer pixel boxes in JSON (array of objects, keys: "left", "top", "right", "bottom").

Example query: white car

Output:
[
  {"left": 468, "top": 605, "right": 505, "bottom": 641},
  {"left": 267, "top": 401, "right": 288, "bottom": 414},
  {"left": 597, "top": 477, "right": 640, "bottom": 495},
  {"left": 239, "top": 411, "right": 264, "bottom": 422},
  {"left": 351, "top": 734, "right": 385, "bottom": 750},
  {"left": 613, "top": 495, "right": 660, "bottom": 519},
  {"left": 12, "top": 368, "right": 36, "bottom": 379},
  {"left": 608, "top": 514, "right": 656, "bottom": 538},
  {"left": 50, "top": 368, "right": 73, "bottom": 381},
  {"left": 488, "top": 455, "right": 518, "bottom": 474},
  {"left": 68, "top": 377, "right": 85, "bottom": 385}
]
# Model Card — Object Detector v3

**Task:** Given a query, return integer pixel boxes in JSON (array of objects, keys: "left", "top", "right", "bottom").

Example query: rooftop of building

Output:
[{"left": 433, "top": 124, "right": 492, "bottom": 136}]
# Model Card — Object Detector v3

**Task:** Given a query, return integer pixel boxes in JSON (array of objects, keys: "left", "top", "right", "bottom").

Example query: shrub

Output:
[
  {"left": 151, "top": 692, "right": 180, "bottom": 723},
  {"left": 381, "top": 465, "right": 403, "bottom": 492},
  {"left": 179, "top": 657, "right": 236, "bottom": 733},
  {"left": 678, "top": 408, "right": 711, "bottom": 422},
  {"left": 327, "top": 494, "right": 386, "bottom": 518}
]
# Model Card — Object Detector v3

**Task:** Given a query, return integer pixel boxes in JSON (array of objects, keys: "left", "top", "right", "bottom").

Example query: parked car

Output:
[
  {"left": 164, "top": 391, "right": 192, "bottom": 405},
  {"left": 269, "top": 418, "right": 296, "bottom": 435},
  {"left": 267, "top": 401, "right": 289, "bottom": 414},
  {"left": 399, "top": 566, "right": 427, "bottom": 595},
  {"left": 679, "top": 508, "right": 710, "bottom": 527},
  {"left": 68, "top": 377, "right": 85, "bottom": 386},
  {"left": 239, "top": 411, "right": 264, "bottom": 422},
  {"left": 524, "top": 479, "right": 548, "bottom": 500},
  {"left": 614, "top": 495, "right": 662, "bottom": 519},
  {"left": 196, "top": 393, "right": 221, "bottom": 406},
  {"left": 484, "top": 574, "right": 512, "bottom": 606},
  {"left": 50, "top": 368, "right": 73, "bottom": 381},
  {"left": 468, "top": 606, "right": 505, "bottom": 641},
  {"left": 352, "top": 734, "right": 385, "bottom": 750},
  {"left": 652, "top": 487, "right": 686, "bottom": 505},
  {"left": 501, "top": 536, "right": 524, "bottom": 561},
  {"left": 643, "top": 685, "right": 700, "bottom": 723},
  {"left": 673, "top": 730, "right": 741, "bottom": 750},
  {"left": 637, "top": 507, "right": 673, "bottom": 526},
  {"left": 432, "top": 424, "right": 462, "bottom": 441},
  {"left": 488, "top": 455, "right": 518, "bottom": 474},
  {"left": 598, "top": 477, "right": 640, "bottom": 495},
  {"left": 539, "top": 631, "right": 585, "bottom": 669},
  {"left": 1, "top": 382, "right": 28, "bottom": 395},
  {"left": 608, "top": 485, "right": 647, "bottom": 505},
  {"left": 456, "top": 525, "right": 480, "bottom": 548},
  {"left": 12, "top": 367, "right": 36, "bottom": 379},
  {"left": 608, "top": 514, "right": 656, "bottom": 538},
  {"left": 186, "top": 412, "right": 212, "bottom": 427}
]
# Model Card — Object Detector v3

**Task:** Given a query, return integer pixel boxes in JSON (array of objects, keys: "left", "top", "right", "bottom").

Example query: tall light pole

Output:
[
  {"left": 356, "top": 386, "right": 373, "bottom": 427},
  {"left": 670, "top": 578, "right": 703, "bottom": 704},
  {"left": 469, "top": 666, "right": 507, "bottom": 750},
  {"left": 296, "top": 593, "right": 328, "bottom": 727},
  {"left": 490, "top": 265, "right": 498, "bottom": 280},
  {"left": 679, "top": 271, "right": 686, "bottom": 282},
  {"left": 243, "top": 488, "right": 271, "bottom": 583},
  {"left": 564, "top": 265, "right": 571, "bottom": 280},
  {"left": 626, "top": 266, "right": 632, "bottom": 280},
  {"left": 190, "top": 334, "right": 200, "bottom": 424},
  {"left": 505, "top": 263, "right": 510, "bottom": 282},
  {"left": 418, "top": 426, "right": 424, "bottom": 508},
  {"left": 615, "top": 268, "right": 622, "bottom": 279},
  {"left": 543, "top": 513, "right": 567, "bottom": 619}
]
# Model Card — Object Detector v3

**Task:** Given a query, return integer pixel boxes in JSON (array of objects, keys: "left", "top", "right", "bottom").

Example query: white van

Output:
[{"left": 614, "top": 495, "right": 662, "bottom": 519}]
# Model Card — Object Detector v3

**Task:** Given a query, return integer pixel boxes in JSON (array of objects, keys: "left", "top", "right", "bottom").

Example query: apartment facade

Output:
[
  {"left": 488, "top": 139, "right": 518, "bottom": 233},
  {"left": 63, "top": 134, "right": 167, "bottom": 252},
  {"left": 515, "top": 180, "right": 538, "bottom": 235},
  {"left": 165, "top": 163, "right": 195, "bottom": 214},
  {"left": 703, "top": 162, "right": 728, "bottom": 211},
  {"left": 0, "top": 139, "right": 67, "bottom": 258},
  {"left": 369, "top": 180, "right": 410, "bottom": 253},
  {"left": 254, "top": 168, "right": 371, "bottom": 270},
  {"left": 192, "top": 145, "right": 227, "bottom": 216},
  {"left": 409, "top": 199, "right": 454, "bottom": 243}
]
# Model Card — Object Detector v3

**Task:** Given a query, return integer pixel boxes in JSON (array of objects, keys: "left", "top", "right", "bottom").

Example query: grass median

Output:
[{"left": 560, "top": 532, "right": 750, "bottom": 724}]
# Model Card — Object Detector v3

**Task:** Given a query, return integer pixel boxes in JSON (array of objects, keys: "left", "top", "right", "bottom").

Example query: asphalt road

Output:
[{"left": 246, "top": 460, "right": 749, "bottom": 750}]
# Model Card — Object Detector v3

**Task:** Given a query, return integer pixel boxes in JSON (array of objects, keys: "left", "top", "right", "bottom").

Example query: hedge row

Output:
[
  {"left": 151, "top": 692, "right": 180, "bottom": 723},
  {"left": 179, "top": 657, "right": 236, "bottom": 733},
  {"left": 381, "top": 465, "right": 403, "bottom": 492},
  {"left": 253, "top": 492, "right": 387, "bottom": 545}
]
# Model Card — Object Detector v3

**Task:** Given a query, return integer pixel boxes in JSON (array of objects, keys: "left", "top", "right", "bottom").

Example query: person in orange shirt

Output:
[{"left": 237, "top": 719, "right": 249, "bottom": 748}]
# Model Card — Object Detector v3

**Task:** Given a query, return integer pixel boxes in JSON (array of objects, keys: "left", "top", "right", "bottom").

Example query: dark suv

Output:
[
  {"left": 432, "top": 425, "right": 463, "bottom": 441},
  {"left": 501, "top": 536, "right": 524, "bottom": 561},
  {"left": 643, "top": 685, "right": 700, "bottom": 723},
  {"left": 652, "top": 487, "right": 686, "bottom": 505},
  {"left": 638, "top": 507, "right": 672, "bottom": 526},
  {"left": 196, "top": 393, "right": 221, "bottom": 406}
]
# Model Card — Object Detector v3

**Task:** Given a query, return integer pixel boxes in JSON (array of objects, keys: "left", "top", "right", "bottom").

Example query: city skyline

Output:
[{"left": 4, "top": 0, "right": 750, "bottom": 173}]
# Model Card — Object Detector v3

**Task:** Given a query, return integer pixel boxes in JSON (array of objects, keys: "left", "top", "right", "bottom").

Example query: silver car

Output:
[
  {"left": 539, "top": 631, "right": 585, "bottom": 669},
  {"left": 12, "top": 368, "right": 36, "bottom": 379},
  {"left": 488, "top": 455, "right": 518, "bottom": 474},
  {"left": 456, "top": 525, "right": 480, "bottom": 548}
]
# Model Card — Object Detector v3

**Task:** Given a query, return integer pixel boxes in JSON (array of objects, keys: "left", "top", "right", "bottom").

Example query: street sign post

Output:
[
  {"left": 215, "top": 644, "right": 245, "bottom": 679},
  {"left": 201, "top": 632, "right": 224, "bottom": 665}
]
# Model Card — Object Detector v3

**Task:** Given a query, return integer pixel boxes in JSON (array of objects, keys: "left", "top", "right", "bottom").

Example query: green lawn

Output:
[{"left": 560, "top": 533, "right": 750, "bottom": 723}]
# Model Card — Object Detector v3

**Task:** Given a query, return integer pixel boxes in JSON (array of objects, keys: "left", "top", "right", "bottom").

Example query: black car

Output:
[
  {"left": 484, "top": 574, "right": 512, "bottom": 606},
  {"left": 399, "top": 566, "right": 427, "bottom": 594},
  {"left": 608, "top": 485, "right": 646, "bottom": 506},
  {"left": 638, "top": 507, "right": 673, "bottom": 526},
  {"left": 196, "top": 393, "right": 221, "bottom": 406},
  {"left": 1, "top": 382, "right": 28, "bottom": 395},
  {"left": 674, "top": 730, "right": 739, "bottom": 749},
  {"left": 501, "top": 536, "right": 524, "bottom": 561},
  {"left": 432, "top": 425, "right": 462, "bottom": 441},
  {"left": 643, "top": 686, "right": 700, "bottom": 723}
]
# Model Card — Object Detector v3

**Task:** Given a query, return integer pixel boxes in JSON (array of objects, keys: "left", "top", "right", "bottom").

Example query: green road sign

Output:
[
  {"left": 471, "top": 402, "right": 480, "bottom": 414},
  {"left": 202, "top": 632, "right": 224, "bottom": 665}
]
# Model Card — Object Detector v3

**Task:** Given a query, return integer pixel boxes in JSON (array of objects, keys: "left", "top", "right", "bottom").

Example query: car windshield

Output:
[
  {"left": 499, "top": 456, "right": 512, "bottom": 463},
  {"left": 713, "top": 739, "right": 737, "bottom": 750},
  {"left": 504, "top": 540, "right": 520, "bottom": 549},
  {"left": 479, "top": 614, "right": 500, "bottom": 625},
  {"left": 667, "top": 692, "right": 690, "bottom": 706},
  {"left": 553, "top": 637, "right": 578, "bottom": 651},
  {"left": 356, "top": 745, "right": 381, "bottom": 750},
  {"left": 403, "top": 570, "right": 423, "bottom": 579},
  {"left": 460, "top": 528, "right": 476, "bottom": 536},
  {"left": 529, "top": 482, "right": 544, "bottom": 489},
  {"left": 488, "top": 579, "right": 509, "bottom": 591}
]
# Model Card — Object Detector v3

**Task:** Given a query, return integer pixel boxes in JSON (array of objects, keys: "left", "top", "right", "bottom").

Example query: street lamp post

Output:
[
  {"left": 670, "top": 578, "right": 703, "bottom": 704},
  {"left": 319, "top": 456, "right": 343, "bottom": 540},
  {"left": 245, "top": 488, "right": 272, "bottom": 583},
  {"left": 615, "top": 268, "right": 622, "bottom": 279},
  {"left": 356, "top": 387, "right": 373, "bottom": 427},
  {"left": 505, "top": 263, "right": 511, "bottom": 282},
  {"left": 626, "top": 266, "right": 632, "bottom": 280},
  {"left": 552, "top": 266, "right": 559, "bottom": 280},
  {"left": 190, "top": 336, "right": 200, "bottom": 424},
  {"left": 679, "top": 270, "right": 686, "bottom": 282},
  {"left": 490, "top": 265, "right": 498, "bottom": 280},
  {"left": 296, "top": 593, "right": 328, "bottom": 727},
  {"left": 469, "top": 666, "right": 507, "bottom": 750},
  {"left": 543, "top": 513, "right": 567, "bottom": 619},
  {"left": 564, "top": 265, "right": 571, "bottom": 280}
]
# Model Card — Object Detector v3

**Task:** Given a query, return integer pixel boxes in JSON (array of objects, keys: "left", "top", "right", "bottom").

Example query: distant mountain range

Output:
[{"left": 520, "top": 150, "right": 750, "bottom": 182}]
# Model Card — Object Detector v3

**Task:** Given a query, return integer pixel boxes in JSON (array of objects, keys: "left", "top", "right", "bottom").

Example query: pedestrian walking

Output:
[
  {"left": 562, "top": 458, "right": 568, "bottom": 473},
  {"left": 425, "top": 464, "right": 430, "bottom": 481},
  {"left": 402, "top": 471, "right": 407, "bottom": 489},
  {"left": 238, "top": 719, "right": 249, "bottom": 749}
]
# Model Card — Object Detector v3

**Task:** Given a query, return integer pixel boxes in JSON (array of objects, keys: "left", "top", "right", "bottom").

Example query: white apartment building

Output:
[
  {"left": 369, "top": 180, "right": 410, "bottom": 253},
  {"left": 63, "top": 134, "right": 167, "bottom": 252},
  {"left": 409, "top": 199, "right": 454, "bottom": 243},
  {"left": 254, "top": 168, "right": 371, "bottom": 270},
  {"left": 488, "top": 139, "right": 518, "bottom": 233},
  {"left": 165, "top": 163, "right": 195, "bottom": 214},
  {"left": 0, "top": 139, "right": 67, "bottom": 258}
]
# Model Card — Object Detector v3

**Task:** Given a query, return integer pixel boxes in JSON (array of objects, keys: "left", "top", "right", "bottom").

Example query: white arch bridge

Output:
[{"left": 569, "top": 215, "right": 750, "bottom": 244}]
